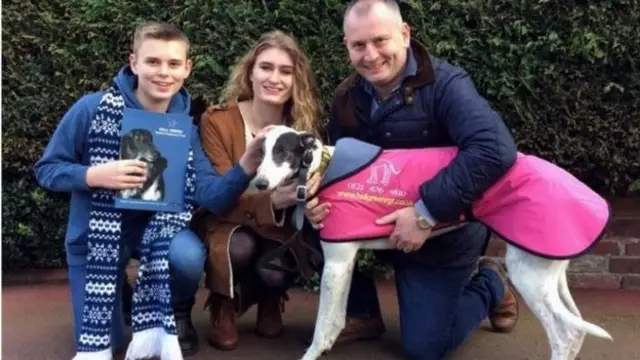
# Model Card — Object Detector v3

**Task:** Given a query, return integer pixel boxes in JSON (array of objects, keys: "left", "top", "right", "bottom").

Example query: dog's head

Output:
[
  {"left": 129, "top": 128, "right": 154, "bottom": 145},
  {"left": 253, "top": 125, "right": 322, "bottom": 191}
]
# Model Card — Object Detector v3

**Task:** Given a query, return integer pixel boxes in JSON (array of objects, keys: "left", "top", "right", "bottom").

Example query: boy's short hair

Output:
[{"left": 132, "top": 22, "right": 190, "bottom": 54}]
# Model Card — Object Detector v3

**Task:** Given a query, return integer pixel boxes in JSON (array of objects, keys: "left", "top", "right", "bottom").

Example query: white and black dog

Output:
[
  {"left": 253, "top": 125, "right": 613, "bottom": 360},
  {"left": 119, "top": 128, "right": 167, "bottom": 201}
]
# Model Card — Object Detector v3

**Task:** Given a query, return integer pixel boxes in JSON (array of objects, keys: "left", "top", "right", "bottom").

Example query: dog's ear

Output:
[{"left": 299, "top": 132, "right": 316, "bottom": 149}]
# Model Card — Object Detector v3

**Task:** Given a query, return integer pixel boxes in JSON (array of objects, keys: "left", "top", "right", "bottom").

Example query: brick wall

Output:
[{"left": 484, "top": 197, "right": 640, "bottom": 290}]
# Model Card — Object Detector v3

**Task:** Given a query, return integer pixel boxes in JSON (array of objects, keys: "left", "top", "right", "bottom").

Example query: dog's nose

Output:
[{"left": 254, "top": 178, "right": 269, "bottom": 190}]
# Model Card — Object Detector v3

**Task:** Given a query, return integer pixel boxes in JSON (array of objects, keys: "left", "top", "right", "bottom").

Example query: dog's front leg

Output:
[{"left": 300, "top": 242, "right": 360, "bottom": 360}]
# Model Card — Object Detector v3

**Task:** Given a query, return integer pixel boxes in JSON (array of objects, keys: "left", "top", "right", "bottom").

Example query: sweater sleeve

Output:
[
  {"left": 33, "top": 93, "right": 101, "bottom": 193},
  {"left": 191, "top": 122, "right": 253, "bottom": 215}
]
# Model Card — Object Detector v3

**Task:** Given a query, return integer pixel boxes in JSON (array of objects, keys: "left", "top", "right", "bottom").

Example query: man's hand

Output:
[
  {"left": 304, "top": 172, "right": 328, "bottom": 229},
  {"left": 376, "top": 206, "right": 432, "bottom": 253},
  {"left": 86, "top": 159, "right": 147, "bottom": 189},
  {"left": 306, "top": 171, "right": 322, "bottom": 197}
]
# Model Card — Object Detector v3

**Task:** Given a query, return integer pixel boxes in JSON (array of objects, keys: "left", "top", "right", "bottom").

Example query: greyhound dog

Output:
[{"left": 252, "top": 125, "right": 613, "bottom": 360}]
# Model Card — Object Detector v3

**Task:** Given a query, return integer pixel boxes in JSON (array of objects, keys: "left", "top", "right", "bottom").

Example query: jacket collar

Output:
[{"left": 332, "top": 39, "right": 436, "bottom": 128}]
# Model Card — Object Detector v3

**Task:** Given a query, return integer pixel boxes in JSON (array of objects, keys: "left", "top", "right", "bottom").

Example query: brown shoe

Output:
[
  {"left": 208, "top": 294, "right": 239, "bottom": 350},
  {"left": 336, "top": 315, "right": 386, "bottom": 345},
  {"left": 256, "top": 292, "right": 288, "bottom": 338},
  {"left": 305, "top": 315, "right": 386, "bottom": 346},
  {"left": 478, "top": 258, "right": 519, "bottom": 333}
]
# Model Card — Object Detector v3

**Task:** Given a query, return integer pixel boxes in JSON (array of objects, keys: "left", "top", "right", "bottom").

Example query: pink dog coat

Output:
[{"left": 317, "top": 139, "right": 610, "bottom": 259}]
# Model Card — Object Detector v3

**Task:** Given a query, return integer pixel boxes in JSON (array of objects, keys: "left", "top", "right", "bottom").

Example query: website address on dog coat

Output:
[{"left": 336, "top": 191, "right": 413, "bottom": 206}]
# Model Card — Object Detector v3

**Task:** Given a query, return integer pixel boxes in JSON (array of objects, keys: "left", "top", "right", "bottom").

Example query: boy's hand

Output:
[
  {"left": 86, "top": 159, "right": 147, "bottom": 189},
  {"left": 239, "top": 125, "right": 273, "bottom": 175}
]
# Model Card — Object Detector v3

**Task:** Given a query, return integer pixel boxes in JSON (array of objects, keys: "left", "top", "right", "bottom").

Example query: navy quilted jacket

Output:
[{"left": 328, "top": 40, "right": 517, "bottom": 224}]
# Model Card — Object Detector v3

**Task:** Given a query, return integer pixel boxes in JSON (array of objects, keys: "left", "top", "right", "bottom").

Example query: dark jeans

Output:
[
  {"left": 347, "top": 263, "right": 503, "bottom": 360},
  {"left": 345, "top": 225, "right": 504, "bottom": 360}
]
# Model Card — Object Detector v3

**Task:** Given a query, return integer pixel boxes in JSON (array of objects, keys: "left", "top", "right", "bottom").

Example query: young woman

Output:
[{"left": 191, "top": 30, "right": 326, "bottom": 350}]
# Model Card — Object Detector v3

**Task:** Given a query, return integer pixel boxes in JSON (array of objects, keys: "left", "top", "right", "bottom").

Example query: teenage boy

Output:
[{"left": 34, "top": 22, "right": 266, "bottom": 359}]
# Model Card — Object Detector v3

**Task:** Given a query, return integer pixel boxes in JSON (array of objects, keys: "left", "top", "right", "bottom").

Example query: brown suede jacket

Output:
[{"left": 191, "top": 101, "right": 317, "bottom": 299}]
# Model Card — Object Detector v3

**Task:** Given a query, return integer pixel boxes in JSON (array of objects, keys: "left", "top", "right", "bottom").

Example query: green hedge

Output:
[{"left": 3, "top": 0, "right": 639, "bottom": 269}]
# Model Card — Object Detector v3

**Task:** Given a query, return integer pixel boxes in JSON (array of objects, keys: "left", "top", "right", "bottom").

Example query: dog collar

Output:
[{"left": 315, "top": 146, "right": 332, "bottom": 176}]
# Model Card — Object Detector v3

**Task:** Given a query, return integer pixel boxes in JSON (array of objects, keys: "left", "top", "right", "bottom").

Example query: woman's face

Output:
[{"left": 250, "top": 47, "right": 294, "bottom": 106}]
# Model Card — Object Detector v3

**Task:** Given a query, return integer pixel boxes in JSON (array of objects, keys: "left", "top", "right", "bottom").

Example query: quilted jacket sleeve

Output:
[{"left": 418, "top": 67, "right": 517, "bottom": 222}]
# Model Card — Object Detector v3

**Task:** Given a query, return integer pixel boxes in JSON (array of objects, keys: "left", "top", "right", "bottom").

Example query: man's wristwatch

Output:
[{"left": 415, "top": 208, "right": 433, "bottom": 230}]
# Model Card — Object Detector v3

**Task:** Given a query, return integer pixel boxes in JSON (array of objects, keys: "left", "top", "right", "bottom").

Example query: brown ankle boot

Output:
[
  {"left": 256, "top": 292, "right": 288, "bottom": 338},
  {"left": 208, "top": 294, "right": 238, "bottom": 350},
  {"left": 478, "top": 258, "right": 519, "bottom": 333},
  {"left": 304, "top": 315, "right": 386, "bottom": 346},
  {"left": 334, "top": 315, "right": 386, "bottom": 345}
]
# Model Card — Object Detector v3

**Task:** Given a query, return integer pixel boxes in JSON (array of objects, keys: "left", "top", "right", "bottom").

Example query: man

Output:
[
  {"left": 34, "top": 22, "right": 265, "bottom": 358},
  {"left": 306, "top": 1, "right": 520, "bottom": 359}
]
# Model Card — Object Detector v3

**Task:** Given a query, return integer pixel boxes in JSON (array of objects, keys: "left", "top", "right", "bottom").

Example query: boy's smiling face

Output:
[{"left": 129, "top": 38, "right": 192, "bottom": 110}]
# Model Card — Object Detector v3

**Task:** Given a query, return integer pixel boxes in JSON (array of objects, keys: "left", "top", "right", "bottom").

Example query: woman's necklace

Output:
[
  {"left": 238, "top": 101, "right": 259, "bottom": 138},
  {"left": 239, "top": 100, "right": 284, "bottom": 137}
]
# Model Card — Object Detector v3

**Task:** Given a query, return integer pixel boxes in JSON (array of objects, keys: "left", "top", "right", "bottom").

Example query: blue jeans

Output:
[
  {"left": 346, "top": 221, "right": 504, "bottom": 360},
  {"left": 347, "top": 263, "right": 503, "bottom": 360},
  {"left": 66, "top": 229, "right": 205, "bottom": 351}
]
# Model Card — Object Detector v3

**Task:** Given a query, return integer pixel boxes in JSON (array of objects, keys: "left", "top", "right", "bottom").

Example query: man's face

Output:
[
  {"left": 129, "top": 38, "right": 192, "bottom": 106},
  {"left": 343, "top": 5, "right": 410, "bottom": 89}
]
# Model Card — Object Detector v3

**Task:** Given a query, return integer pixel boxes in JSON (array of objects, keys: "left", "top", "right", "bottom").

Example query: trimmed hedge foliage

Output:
[{"left": 3, "top": 0, "right": 639, "bottom": 269}]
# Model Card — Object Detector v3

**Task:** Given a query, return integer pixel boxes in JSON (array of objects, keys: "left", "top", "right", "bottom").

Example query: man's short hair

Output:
[
  {"left": 343, "top": 0, "right": 403, "bottom": 31},
  {"left": 132, "top": 22, "right": 190, "bottom": 53}
]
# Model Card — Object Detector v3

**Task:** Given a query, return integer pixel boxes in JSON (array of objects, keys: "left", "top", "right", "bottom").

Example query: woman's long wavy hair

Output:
[{"left": 220, "top": 30, "right": 325, "bottom": 138}]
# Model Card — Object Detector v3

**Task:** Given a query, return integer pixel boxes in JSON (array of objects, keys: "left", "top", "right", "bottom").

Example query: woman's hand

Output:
[
  {"left": 270, "top": 180, "right": 297, "bottom": 210},
  {"left": 270, "top": 172, "right": 322, "bottom": 210}
]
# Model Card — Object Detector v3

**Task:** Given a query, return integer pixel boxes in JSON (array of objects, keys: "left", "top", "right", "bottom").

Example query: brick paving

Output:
[{"left": 3, "top": 279, "right": 640, "bottom": 360}]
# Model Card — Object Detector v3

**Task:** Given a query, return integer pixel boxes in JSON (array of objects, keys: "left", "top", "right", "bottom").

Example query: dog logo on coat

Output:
[{"left": 365, "top": 159, "right": 400, "bottom": 186}]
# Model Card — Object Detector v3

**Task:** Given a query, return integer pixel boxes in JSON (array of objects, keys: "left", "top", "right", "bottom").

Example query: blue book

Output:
[{"left": 115, "top": 108, "right": 193, "bottom": 213}]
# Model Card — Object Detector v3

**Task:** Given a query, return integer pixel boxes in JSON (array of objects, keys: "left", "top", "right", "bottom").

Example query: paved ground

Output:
[{"left": 3, "top": 279, "right": 640, "bottom": 360}]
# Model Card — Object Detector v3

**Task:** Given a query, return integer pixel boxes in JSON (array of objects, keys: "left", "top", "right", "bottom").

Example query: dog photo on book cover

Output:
[{"left": 118, "top": 128, "right": 167, "bottom": 201}]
